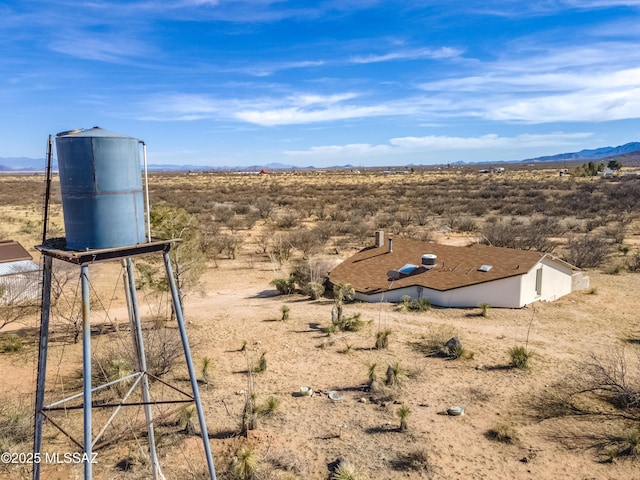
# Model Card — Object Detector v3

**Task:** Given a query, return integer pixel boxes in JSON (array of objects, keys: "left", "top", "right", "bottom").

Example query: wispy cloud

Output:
[
  {"left": 350, "top": 47, "right": 462, "bottom": 64},
  {"left": 237, "top": 60, "right": 326, "bottom": 77},
  {"left": 284, "top": 143, "right": 392, "bottom": 157},
  {"left": 284, "top": 132, "right": 593, "bottom": 158},
  {"left": 416, "top": 39, "right": 640, "bottom": 124},
  {"left": 488, "top": 88, "right": 640, "bottom": 123},
  {"left": 49, "top": 31, "right": 153, "bottom": 63},
  {"left": 140, "top": 91, "right": 402, "bottom": 125},
  {"left": 235, "top": 92, "right": 393, "bottom": 125},
  {"left": 390, "top": 132, "right": 593, "bottom": 149},
  {"left": 235, "top": 105, "right": 391, "bottom": 126},
  {"left": 138, "top": 93, "right": 225, "bottom": 121}
]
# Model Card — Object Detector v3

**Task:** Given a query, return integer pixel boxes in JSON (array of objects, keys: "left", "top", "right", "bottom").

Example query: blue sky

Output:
[{"left": 2, "top": 1, "right": 640, "bottom": 167}]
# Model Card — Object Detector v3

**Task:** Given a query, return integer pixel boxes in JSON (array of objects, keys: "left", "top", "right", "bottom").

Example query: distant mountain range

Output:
[
  {"left": 519, "top": 142, "right": 640, "bottom": 163},
  {"left": 0, "top": 157, "right": 55, "bottom": 171},
  {"left": 2, "top": 142, "right": 639, "bottom": 172}
]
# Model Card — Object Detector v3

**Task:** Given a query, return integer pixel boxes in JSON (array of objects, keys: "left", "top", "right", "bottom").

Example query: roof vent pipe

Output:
[
  {"left": 374, "top": 230, "right": 384, "bottom": 248},
  {"left": 422, "top": 254, "right": 437, "bottom": 269},
  {"left": 388, "top": 237, "right": 393, "bottom": 253}
]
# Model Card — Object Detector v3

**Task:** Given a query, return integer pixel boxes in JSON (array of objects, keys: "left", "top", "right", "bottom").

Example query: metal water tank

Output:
[{"left": 56, "top": 127, "right": 146, "bottom": 250}]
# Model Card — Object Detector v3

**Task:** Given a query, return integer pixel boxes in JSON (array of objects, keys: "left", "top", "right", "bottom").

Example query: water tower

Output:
[{"left": 33, "top": 128, "right": 217, "bottom": 480}]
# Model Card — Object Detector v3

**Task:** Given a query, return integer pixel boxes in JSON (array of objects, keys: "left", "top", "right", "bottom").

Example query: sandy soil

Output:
[
  {"left": 1, "top": 249, "right": 639, "bottom": 480},
  {"left": 0, "top": 171, "right": 639, "bottom": 479}
]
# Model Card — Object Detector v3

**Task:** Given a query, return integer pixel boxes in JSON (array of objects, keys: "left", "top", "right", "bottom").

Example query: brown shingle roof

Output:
[
  {"left": 0, "top": 240, "right": 33, "bottom": 264},
  {"left": 329, "top": 238, "right": 545, "bottom": 295}
]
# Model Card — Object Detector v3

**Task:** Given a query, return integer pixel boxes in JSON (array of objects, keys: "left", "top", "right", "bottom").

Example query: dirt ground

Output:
[
  {"left": 0, "top": 169, "right": 639, "bottom": 479},
  {"left": 1, "top": 242, "right": 639, "bottom": 480}
]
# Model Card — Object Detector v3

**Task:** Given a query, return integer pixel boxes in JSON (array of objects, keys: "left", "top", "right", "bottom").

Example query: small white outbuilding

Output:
[{"left": 0, "top": 240, "right": 41, "bottom": 304}]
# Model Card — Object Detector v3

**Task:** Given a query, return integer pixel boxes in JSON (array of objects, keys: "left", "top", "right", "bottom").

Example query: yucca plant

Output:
[
  {"left": 617, "top": 428, "right": 640, "bottom": 458},
  {"left": 233, "top": 445, "right": 259, "bottom": 480},
  {"left": 179, "top": 405, "right": 197, "bottom": 435},
  {"left": 280, "top": 304, "right": 290, "bottom": 321},
  {"left": 366, "top": 362, "right": 378, "bottom": 388},
  {"left": 508, "top": 345, "right": 533, "bottom": 369},
  {"left": 201, "top": 356, "right": 211, "bottom": 385},
  {"left": 255, "top": 395, "right": 280, "bottom": 418},
  {"left": 253, "top": 351, "right": 267, "bottom": 373},
  {"left": 385, "top": 362, "right": 407, "bottom": 387},
  {"left": 375, "top": 329, "right": 392, "bottom": 349},
  {"left": 331, "top": 462, "right": 361, "bottom": 480},
  {"left": 396, "top": 405, "right": 411, "bottom": 432},
  {"left": 94, "top": 356, "right": 133, "bottom": 396},
  {"left": 304, "top": 281, "right": 325, "bottom": 300},
  {"left": 478, "top": 302, "right": 490, "bottom": 318},
  {"left": 241, "top": 394, "right": 258, "bottom": 433}
]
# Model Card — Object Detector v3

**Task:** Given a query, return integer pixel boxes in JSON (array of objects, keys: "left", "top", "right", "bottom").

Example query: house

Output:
[
  {"left": 0, "top": 240, "right": 41, "bottom": 304},
  {"left": 328, "top": 232, "right": 589, "bottom": 308}
]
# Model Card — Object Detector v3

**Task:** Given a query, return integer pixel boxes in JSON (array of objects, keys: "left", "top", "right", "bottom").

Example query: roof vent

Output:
[
  {"left": 422, "top": 254, "right": 437, "bottom": 269},
  {"left": 478, "top": 264, "right": 493, "bottom": 272},
  {"left": 387, "top": 269, "right": 401, "bottom": 280}
]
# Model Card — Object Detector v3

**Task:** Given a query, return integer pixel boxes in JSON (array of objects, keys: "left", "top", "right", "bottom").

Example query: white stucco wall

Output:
[
  {"left": 356, "top": 275, "right": 525, "bottom": 308},
  {"left": 356, "top": 257, "right": 579, "bottom": 308},
  {"left": 519, "top": 257, "right": 574, "bottom": 305}
]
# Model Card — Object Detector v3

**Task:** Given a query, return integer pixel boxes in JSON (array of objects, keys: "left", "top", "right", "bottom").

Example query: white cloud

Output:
[
  {"left": 285, "top": 143, "right": 392, "bottom": 157},
  {"left": 137, "top": 91, "right": 396, "bottom": 125},
  {"left": 292, "top": 93, "right": 359, "bottom": 105},
  {"left": 350, "top": 47, "right": 462, "bottom": 64},
  {"left": 390, "top": 132, "right": 592, "bottom": 149},
  {"left": 560, "top": 0, "right": 640, "bottom": 7},
  {"left": 232, "top": 91, "right": 396, "bottom": 126},
  {"left": 49, "top": 32, "right": 152, "bottom": 63},
  {"left": 235, "top": 104, "right": 391, "bottom": 126},
  {"left": 240, "top": 60, "right": 326, "bottom": 77},
  {"left": 417, "top": 40, "right": 640, "bottom": 124},
  {"left": 138, "top": 93, "right": 224, "bottom": 120},
  {"left": 284, "top": 132, "right": 593, "bottom": 158},
  {"left": 489, "top": 88, "right": 640, "bottom": 123}
]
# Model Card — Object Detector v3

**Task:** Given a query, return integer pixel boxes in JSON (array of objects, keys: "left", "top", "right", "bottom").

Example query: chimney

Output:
[
  {"left": 374, "top": 230, "right": 384, "bottom": 248},
  {"left": 388, "top": 237, "right": 393, "bottom": 252}
]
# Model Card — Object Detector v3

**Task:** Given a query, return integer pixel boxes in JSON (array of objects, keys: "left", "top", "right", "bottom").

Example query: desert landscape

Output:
[{"left": 1, "top": 165, "right": 639, "bottom": 479}]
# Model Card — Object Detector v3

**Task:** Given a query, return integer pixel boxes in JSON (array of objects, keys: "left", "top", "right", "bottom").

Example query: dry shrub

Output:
[
  {"left": 143, "top": 327, "right": 184, "bottom": 377},
  {"left": 486, "top": 423, "right": 518, "bottom": 443},
  {"left": 0, "top": 401, "right": 32, "bottom": 452},
  {"left": 268, "top": 450, "right": 303, "bottom": 476},
  {"left": 390, "top": 448, "right": 431, "bottom": 473},
  {"left": 563, "top": 234, "right": 611, "bottom": 268},
  {"left": 509, "top": 346, "right": 533, "bottom": 370},
  {"left": 411, "top": 324, "right": 458, "bottom": 357},
  {"left": 531, "top": 347, "right": 640, "bottom": 423},
  {"left": 626, "top": 252, "right": 640, "bottom": 272},
  {"left": 585, "top": 349, "right": 640, "bottom": 411}
]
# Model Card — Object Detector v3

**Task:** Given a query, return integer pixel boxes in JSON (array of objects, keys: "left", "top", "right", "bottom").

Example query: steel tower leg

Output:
[
  {"left": 80, "top": 265, "right": 93, "bottom": 479},
  {"left": 162, "top": 252, "right": 217, "bottom": 479},
  {"left": 33, "top": 255, "right": 53, "bottom": 480},
  {"left": 123, "top": 258, "right": 163, "bottom": 479}
]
